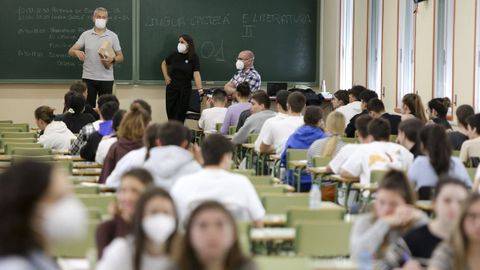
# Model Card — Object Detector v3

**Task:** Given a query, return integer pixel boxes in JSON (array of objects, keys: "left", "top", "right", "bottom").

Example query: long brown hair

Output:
[
  {"left": 449, "top": 193, "right": 480, "bottom": 270},
  {"left": 176, "top": 201, "right": 251, "bottom": 270},
  {"left": 419, "top": 124, "right": 452, "bottom": 176},
  {"left": 117, "top": 103, "right": 151, "bottom": 141},
  {"left": 131, "top": 187, "right": 179, "bottom": 270},
  {"left": 143, "top": 123, "right": 162, "bottom": 160},
  {"left": 402, "top": 93, "right": 427, "bottom": 124},
  {"left": 322, "top": 112, "right": 346, "bottom": 157}
]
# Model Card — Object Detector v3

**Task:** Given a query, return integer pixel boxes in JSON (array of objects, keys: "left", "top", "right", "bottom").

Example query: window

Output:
[
  {"left": 476, "top": 0, "right": 480, "bottom": 111},
  {"left": 339, "top": 0, "right": 354, "bottom": 90},
  {"left": 434, "top": 0, "right": 454, "bottom": 100},
  {"left": 367, "top": 0, "right": 383, "bottom": 96},
  {"left": 397, "top": 0, "right": 415, "bottom": 107}
]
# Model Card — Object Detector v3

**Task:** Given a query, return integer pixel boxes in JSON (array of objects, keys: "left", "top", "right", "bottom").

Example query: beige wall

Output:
[
  {"left": 0, "top": 84, "right": 168, "bottom": 127},
  {"left": 353, "top": 0, "right": 368, "bottom": 87},
  {"left": 321, "top": 0, "right": 340, "bottom": 91}
]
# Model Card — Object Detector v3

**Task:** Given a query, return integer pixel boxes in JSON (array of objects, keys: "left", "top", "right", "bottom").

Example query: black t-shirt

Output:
[
  {"left": 165, "top": 52, "right": 200, "bottom": 83},
  {"left": 62, "top": 113, "right": 96, "bottom": 134},
  {"left": 403, "top": 224, "right": 442, "bottom": 261},
  {"left": 449, "top": 131, "right": 468, "bottom": 151}
]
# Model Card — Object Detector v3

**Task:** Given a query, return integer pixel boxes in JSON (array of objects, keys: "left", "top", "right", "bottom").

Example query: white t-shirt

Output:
[
  {"left": 341, "top": 141, "right": 414, "bottom": 185},
  {"left": 261, "top": 115, "right": 304, "bottom": 155},
  {"left": 97, "top": 237, "right": 173, "bottom": 270},
  {"left": 95, "top": 136, "right": 118, "bottom": 165},
  {"left": 328, "top": 144, "right": 361, "bottom": 174},
  {"left": 254, "top": 112, "right": 285, "bottom": 151},
  {"left": 336, "top": 101, "right": 362, "bottom": 124},
  {"left": 171, "top": 169, "right": 266, "bottom": 223},
  {"left": 198, "top": 107, "right": 228, "bottom": 132},
  {"left": 105, "top": 147, "right": 147, "bottom": 188}
]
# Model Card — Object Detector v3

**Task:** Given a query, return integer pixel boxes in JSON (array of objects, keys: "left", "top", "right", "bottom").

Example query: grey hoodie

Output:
[{"left": 143, "top": 145, "right": 201, "bottom": 190}]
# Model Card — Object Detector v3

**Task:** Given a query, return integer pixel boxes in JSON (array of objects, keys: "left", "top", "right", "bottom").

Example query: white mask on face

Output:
[
  {"left": 177, "top": 43, "right": 188, "bottom": 54},
  {"left": 142, "top": 214, "right": 176, "bottom": 244},
  {"left": 95, "top": 18, "right": 107, "bottom": 29},
  {"left": 41, "top": 196, "right": 87, "bottom": 242},
  {"left": 236, "top": 60, "right": 245, "bottom": 70}
]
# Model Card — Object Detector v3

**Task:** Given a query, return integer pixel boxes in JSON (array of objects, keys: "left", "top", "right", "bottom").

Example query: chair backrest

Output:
[
  {"left": 295, "top": 221, "right": 352, "bottom": 257},
  {"left": 237, "top": 222, "right": 251, "bottom": 255},
  {"left": 248, "top": 175, "right": 274, "bottom": 185},
  {"left": 52, "top": 220, "right": 99, "bottom": 258},
  {"left": 0, "top": 127, "right": 23, "bottom": 133},
  {"left": 216, "top": 123, "right": 223, "bottom": 132},
  {"left": 231, "top": 169, "right": 256, "bottom": 176},
  {"left": 452, "top": 150, "right": 460, "bottom": 157},
  {"left": 4, "top": 143, "right": 42, "bottom": 155},
  {"left": 12, "top": 155, "right": 54, "bottom": 163},
  {"left": 286, "top": 149, "right": 308, "bottom": 170},
  {"left": 340, "top": 137, "right": 358, "bottom": 144},
  {"left": 78, "top": 194, "right": 116, "bottom": 215},
  {"left": 1, "top": 132, "right": 36, "bottom": 139},
  {"left": 287, "top": 206, "right": 345, "bottom": 227},
  {"left": 11, "top": 147, "right": 51, "bottom": 156},
  {"left": 228, "top": 126, "right": 236, "bottom": 135},
  {"left": 247, "top": 133, "right": 259, "bottom": 144},
  {"left": 261, "top": 193, "right": 309, "bottom": 214},
  {"left": 370, "top": 170, "right": 386, "bottom": 185},
  {"left": 0, "top": 120, "right": 13, "bottom": 124},
  {"left": 467, "top": 167, "right": 476, "bottom": 182},
  {"left": 390, "top": 135, "right": 398, "bottom": 143},
  {"left": 75, "top": 185, "right": 100, "bottom": 194},
  {"left": 255, "top": 185, "right": 284, "bottom": 196},
  {"left": 312, "top": 156, "right": 332, "bottom": 167},
  {"left": 255, "top": 256, "right": 311, "bottom": 270},
  {"left": 0, "top": 123, "right": 29, "bottom": 132}
]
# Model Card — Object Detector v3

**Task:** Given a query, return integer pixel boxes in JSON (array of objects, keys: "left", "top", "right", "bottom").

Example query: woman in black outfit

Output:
[
  {"left": 161, "top": 34, "right": 204, "bottom": 123},
  {"left": 62, "top": 92, "right": 95, "bottom": 133}
]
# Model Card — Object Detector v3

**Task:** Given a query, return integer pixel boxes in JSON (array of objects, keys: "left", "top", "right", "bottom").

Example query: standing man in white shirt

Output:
[
  {"left": 259, "top": 92, "right": 306, "bottom": 155},
  {"left": 68, "top": 7, "right": 124, "bottom": 107},
  {"left": 171, "top": 134, "right": 265, "bottom": 227}
]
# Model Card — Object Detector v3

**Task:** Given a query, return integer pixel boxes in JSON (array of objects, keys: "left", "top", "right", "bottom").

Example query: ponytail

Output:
[
  {"left": 419, "top": 125, "right": 451, "bottom": 176},
  {"left": 322, "top": 136, "right": 338, "bottom": 157},
  {"left": 117, "top": 103, "right": 151, "bottom": 141},
  {"left": 143, "top": 123, "right": 162, "bottom": 161}
]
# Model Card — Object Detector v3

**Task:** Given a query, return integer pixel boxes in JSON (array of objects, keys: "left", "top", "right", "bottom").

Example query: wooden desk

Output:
[
  {"left": 53, "top": 155, "right": 84, "bottom": 162},
  {"left": 0, "top": 155, "right": 12, "bottom": 161},
  {"left": 250, "top": 227, "right": 296, "bottom": 242},
  {"left": 72, "top": 168, "right": 102, "bottom": 176},
  {"left": 69, "top": 176, "right": 99, "bottom": 183},
  {"left": 330, "top": 175, "right": 360, "bottom": 183},
  {"left": 311, "top": 259, "right": 357, "bottom": 270},
  {"left": 73, "top": 162, "right": 102, "bottom": 169},
  {"left": 51, "top": 150, "right": 70, "bottom": 155},
  {"left": 262, "top": 214, "right": 288, "bottom": 226},
  {"left": 416, "top": 200, "right": 433, "bottom": 212}
]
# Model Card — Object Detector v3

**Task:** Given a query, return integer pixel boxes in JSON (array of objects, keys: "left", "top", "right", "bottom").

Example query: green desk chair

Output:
[
  {"left": 4, "top": 143, "right": 42, "bottom": 155},
  {"left": 295, "top": 221, "right": 352, "bottom": 257},
  {"left": 311, "top": 156, "right": 333, "bottom": 186},
  {"left": 255, "top": 256, "right": 311, "bottom": 270},
  {"left": 228, "top": 125, "right": 236, "bottom": 135},
  {"left": 0, "top": 120, "right": 13, "bottom": 124},
  {"left": 75, "top": 185, "right": 100, "bottom": 194},
  {"left": 0, "top": 127, "right": 23, "bottom": 133},
  {"left": 1, "top": 132, "right": 37, "bottom": 139},
  {"left": 11, "top": 147, "right": 51, "bottom": 156},
  {"left": 12, "top": 155, "right": 53, "bottom": 162},
  {"left": 231, "top": 169, "right": 256, "bottom": 176},
  {"left": 215, "top": 123, "right": 223, "bottom": 132},
  {"left": 237, "top": 222, "right": 251, "bottom": 255},
  {"left": 261, "top": 193, "right": 309, "bottom": 214},
  {"left": 0, "top": 123, "right": 29, "bottom": 132},
  {"left": 340, "top": 137, "right": 358, "bottom": 144},
  {"left": 286, "top": 206, "right": 345, "bottom": 227},
  {"left": 467, "top": 167, "right": 476, "bottom": 182},
  {"left": 52, "top": 220, "right": 99, "bottom": 258},
  {"left": 255, "top": 185, "right": 284, "bottom": 196},
  {"left": 286, "top": 149, "right": 308, "bottom": 192},
  {"left": 248, "top": 175, "right": 274, "bottom": 185},
  {"left": 452, "top": 150, "right": 460, "bottom": 157},
  {"left": 78, "top": 194, "right": 116, "bottom": 215}
]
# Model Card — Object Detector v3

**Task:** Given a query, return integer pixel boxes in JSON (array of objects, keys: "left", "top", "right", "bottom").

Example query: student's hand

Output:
[
  {"left": 401, "top": 260, "right": 422, "bottom": 270},
  {"left": 165, "top": 76, "right": 172, "bottom": 86},
  {"left": 75, "top": 50, "right": 86, "bottom": 62},
  {"left": 394, "top": 205, "right": 419, "bottom": 227}
]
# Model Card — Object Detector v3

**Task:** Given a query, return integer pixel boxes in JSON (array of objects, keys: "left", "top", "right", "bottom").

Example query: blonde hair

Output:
[
  {"left": 116, "top": 103, "right": 151, "bottom": 141},
  {"left": 321, "top": 112, "right": 346, "bottom": 157},
  {"left": 449, "top": 193, "right": 480, "bottom": 269}
]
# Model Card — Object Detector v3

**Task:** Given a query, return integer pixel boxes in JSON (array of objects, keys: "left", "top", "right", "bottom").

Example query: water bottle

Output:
[
  {"left": 357, "top": 250, "right": 373, "bottom": 270},
  {"left": 309, "top": 184, "right": 321, "bottom": 209}
]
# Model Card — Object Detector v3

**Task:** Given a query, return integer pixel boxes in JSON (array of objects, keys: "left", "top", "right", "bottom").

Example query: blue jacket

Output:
[{"left": 281, "top": 125, "right": 327, "bottom": 184}]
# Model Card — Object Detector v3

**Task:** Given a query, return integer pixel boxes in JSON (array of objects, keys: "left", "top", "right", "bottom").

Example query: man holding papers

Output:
[{"left": 68, "top": 7, "right": 124, "bottom": 107}]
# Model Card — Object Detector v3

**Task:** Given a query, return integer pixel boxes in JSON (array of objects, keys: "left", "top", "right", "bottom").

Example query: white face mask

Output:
[
  {"left": 236, "top": 60, "right": 245, "bottom": 70},
  {"left": 177, "top": 43, "right": 188, "bottom": 54},
  {"left": 142, "top": 214, "right": 176, "bottom": 244},
  {"left": 41, "top": 196, "right": 87, "bottom": 242},
  {"left": 95, "top": 18, "right": 107, "bottom": 29}
]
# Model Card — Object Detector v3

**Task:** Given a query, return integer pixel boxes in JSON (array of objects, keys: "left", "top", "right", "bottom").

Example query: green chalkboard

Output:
[
  {"left": 139, "top": 0, "right": 318, "bottom": 82},
  {"left": 0, "top": 0, "right": 133, "bottom": 81}
]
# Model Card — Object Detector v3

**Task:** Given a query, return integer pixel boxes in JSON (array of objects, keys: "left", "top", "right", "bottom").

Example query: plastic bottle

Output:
[{"left": 309, "top": 184, "right": 321, "bottom": 209}]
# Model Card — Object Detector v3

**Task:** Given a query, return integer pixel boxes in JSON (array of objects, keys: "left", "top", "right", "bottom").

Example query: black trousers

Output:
[
  {"left": 83, "top": 79, "right": 114, "bottom": 108},
  {"left": 166, "top": 82, "right": 192, "bottom": 123}
]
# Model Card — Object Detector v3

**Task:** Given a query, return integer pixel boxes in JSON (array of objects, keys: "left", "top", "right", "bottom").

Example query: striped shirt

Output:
[{"left": 229, "top": 67, "right": 262, "bottom": 92}]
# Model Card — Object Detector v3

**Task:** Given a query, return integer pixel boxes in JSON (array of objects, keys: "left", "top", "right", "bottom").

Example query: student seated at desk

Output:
[
  {"left": 143, "top": 121, "right": 201, "bottom": 190},
  {"left": 220, "top": 82, "right": 252, "bottom": 135},
  {"left": 427, "top": 97, "right": 452, "bottom": 130},
  {"left": 99, "top": 103, "right": 151, "bottom": 183},
  {"left": 401, "top": 93, "right": 428, "bottom": 124},
  {"left": 429, "top": 193, "right": 480, "bottom": 270},
  {"left": 331, "top": 90, "right": 350, "bottom": 125},
  {"left": 367, "top": 98, "right": 401, "bottom": 135},
  {"left": 380, "top": 178, "right": 468, "bottom": 270},
  {"left": 254, "top": 90, "right": 290, "bottom": 152},
  {"left": 396, "top": 118, "right": 424, "bottom": 158},
  {"left": 335, "top": 85, "right": 364, "bottom": 125},
  {"left": 232, "top": 91, "right": 275, "bottom": 145},
  {"left": 175, "top": 201, "right": 257, "bottom": 270},
  {"left": 171, "top": 134, "right": 265, "bottom": 227},
  {"left": 96, "top": 168, "right": 154, "bottom": 259},
  {"left": 281, "top": 106, "right": 327, "bottom": 192},
  {"left": 459, "top": 113, "right": 480, "bottom": 166},
  {"left": 350, "top": 170, "right": 428, "bottom": 259},
  {"left": 198, "top": 88, "right": 228, "bottom": 133},
  {"left": 307, "top": 111, "right": 347, "bottom": 166},
  {"left": 97, "top": 188, "right": 179, "bottom": 270},
  {"left": 259, "top": 92, "right": 306, "bottom": 155},
  {"left": 449, "top": 105, "right": 474, "bottom": 151},
  {"left": 0, "top": 161, "right": 87, "bottom": 269},
  {"left": 345, "top": 89, "right": 378, "bottom": 138},
  {"left": 56, "top": 81, "right": 99, "bottom": 121},
  {"left": 62, "top": 92, "right": 96, "bottom": 134},
  {"left": 35, "top": 105, "right": 76, "bottom": 152},
  {"left": 408, "top": 125, "right": 471, "bottom": 200},
  {"left": 340, "top": 118, "right": 414, "bottom": 186},
  {"left": 70, "top": 94, "right": 119, "bottom": 154},
  {"left": 325, "top": 115, "right": 372, "bottom": 174}
]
